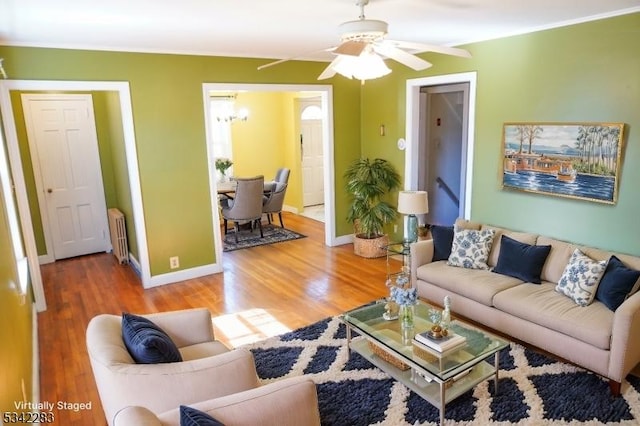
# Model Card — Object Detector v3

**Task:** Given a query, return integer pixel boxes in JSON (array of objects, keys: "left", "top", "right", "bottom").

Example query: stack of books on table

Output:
[{"left": 413, "top": 329, "right": 467, "bottom": 353}]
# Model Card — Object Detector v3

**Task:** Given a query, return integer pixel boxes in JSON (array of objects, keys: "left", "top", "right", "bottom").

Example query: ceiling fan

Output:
[{"left": 258, "top": 0, "right": 472, "bottom": 82}]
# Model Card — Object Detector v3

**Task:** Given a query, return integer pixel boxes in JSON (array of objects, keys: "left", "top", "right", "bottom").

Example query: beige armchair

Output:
[
  {"left": 86, "top": 308, "right": 261, "bottom": 425},
  {"left": 112, "top": 376, "right": 321, "bottom": 426}
]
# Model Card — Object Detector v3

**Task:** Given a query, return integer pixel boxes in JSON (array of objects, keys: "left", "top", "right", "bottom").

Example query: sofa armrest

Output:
[
  {"left": 608, "top": 291, "right": 640, "bottom": 382},
  {"left": 145, "top": 308, "right": 215, "bottom": 347},
  {"left": 92, "top": 348, "right": 260, "bottom": 425},
  {"left": 410, "top": 239, "right": 434, "bottom": 287},
  {"left": 156, "top": 376, "right": 321, "bottom": 426}
]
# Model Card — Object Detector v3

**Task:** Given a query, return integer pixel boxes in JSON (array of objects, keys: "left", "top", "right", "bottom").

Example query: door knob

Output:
[{"left": 47, "top": 188, "right": 52, "bottom": 193}]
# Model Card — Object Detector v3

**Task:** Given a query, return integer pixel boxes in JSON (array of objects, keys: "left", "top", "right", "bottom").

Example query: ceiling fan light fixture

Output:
[
  {"left": 338, "top": 19, "right": 388, "bottom": 43},
  {"left": 332, "top": 50, "right": 391, "bottom": 81}
]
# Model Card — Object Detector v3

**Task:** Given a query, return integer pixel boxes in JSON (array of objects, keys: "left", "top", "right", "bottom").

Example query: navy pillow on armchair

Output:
[
  {"left": 180, "top": 405, "right": 225, "bottom": 426},
  {"left": 595, "top": 256, "right": 640, "bottom": 311},
  {"left": 493, "top": 235, "right": 551, "bottom": 284},
  {"left": 121, "top": 313, "right": 183, "bottom": 364},
  {"left": 431, "top": 225, "right": 454, "bottom": 262}
]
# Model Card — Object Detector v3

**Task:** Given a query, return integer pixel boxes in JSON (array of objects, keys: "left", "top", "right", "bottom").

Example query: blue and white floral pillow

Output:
[
  {"left": 555, "top": 248, "right": 607, "bottom": 306},
  {"left": 447, "top": 229, "right": 495, "bottom": 270}
]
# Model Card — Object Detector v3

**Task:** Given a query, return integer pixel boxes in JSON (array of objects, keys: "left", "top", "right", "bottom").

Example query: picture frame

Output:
[{"left": 501, "top": 122, "right": 625, "bottom": 204}]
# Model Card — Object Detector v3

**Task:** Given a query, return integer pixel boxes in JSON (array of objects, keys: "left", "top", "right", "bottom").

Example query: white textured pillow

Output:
[
  {"left": 555, "top": 248, "right": 607, "bottom": 306},
  {"left": 447, "top": 228, "right": 496, "bottom": 270}
]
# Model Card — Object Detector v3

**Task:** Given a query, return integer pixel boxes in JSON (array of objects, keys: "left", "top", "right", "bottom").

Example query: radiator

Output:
[{"left": 108, "top": 208, "right": 129, "bottom": 264}]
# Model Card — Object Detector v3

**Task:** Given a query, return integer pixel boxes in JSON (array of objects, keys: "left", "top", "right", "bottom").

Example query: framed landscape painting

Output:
[{"left": 501, "top": 122, "right": 625, "bottom": 204}]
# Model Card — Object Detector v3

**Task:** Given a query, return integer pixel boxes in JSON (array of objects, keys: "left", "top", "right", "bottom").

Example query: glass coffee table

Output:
[{"left": 342, "top": 300, "right": 509, "bottom": 425}]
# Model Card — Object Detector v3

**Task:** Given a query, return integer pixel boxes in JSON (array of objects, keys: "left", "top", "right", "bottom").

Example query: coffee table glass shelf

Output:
[{"left": 342, "top": 300, "right": 509, "bottom": 425}]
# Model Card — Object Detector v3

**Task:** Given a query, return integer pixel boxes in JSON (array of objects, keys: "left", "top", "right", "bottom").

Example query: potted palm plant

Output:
[{"left": 345, "top": 158, "right": 401, "bottom": 258}]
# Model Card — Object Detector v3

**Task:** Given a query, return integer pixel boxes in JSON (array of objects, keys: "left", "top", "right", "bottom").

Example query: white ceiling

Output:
[{"left": 1, "top": 0, "right": 639, "bottom": 65}]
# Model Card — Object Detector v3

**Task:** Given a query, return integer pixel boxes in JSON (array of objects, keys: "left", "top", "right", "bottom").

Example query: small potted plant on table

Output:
[{"left": 214, "top": 158, "right": 233, "bottom": 182}]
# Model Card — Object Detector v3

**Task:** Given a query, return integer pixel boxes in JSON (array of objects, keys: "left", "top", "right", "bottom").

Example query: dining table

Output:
[{"left": 217, "top": 180, "right": 275, "bottom": 199}]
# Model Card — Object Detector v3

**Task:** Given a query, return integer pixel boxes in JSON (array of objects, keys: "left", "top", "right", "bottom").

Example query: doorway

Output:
[
  {"left": 202, "top": 83, "right": 336, "bottom": 262},
  {"left": 418, "top": 83, "right": 469, "bottom": 226},
  {"left": 0, "top": 80, "right": 147, "bottom": 308},
  {"left": 405, "top": 72, "right": 477, "bottom": 222},
  {"left": 299, "top": 97, "right": 325, "bottom": 222},
  {"left": 21, "top": 94, "right": 111, "bottom": 260}
]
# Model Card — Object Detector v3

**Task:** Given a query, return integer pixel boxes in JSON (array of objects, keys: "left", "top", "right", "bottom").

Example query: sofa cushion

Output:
[
  {"left": 555, "top": 249, "right": 607, "bottom": 306},
  {"left": 180, "top": 341, "right": 229, "bottom": 361},
  {"left": 482, "top": 225, "right": 538, "bottom": 268},
  {"left": 416, "top": 261, "right": 522, "bottom": 306},
  {"left": 447, "top": 228, "right": 496, "bottom": 270},
  {"left": 180, "top": 405, "right": 225, "bottom": 426},
  {"left": 537, "top": 236, "right": 577, "bottom": 284},
  {"left": 493, "top": 282, "right": 613, "bottom": 350},
  {"left": 595, "top": 256, "right": 640, "bottom": 311},
  {"left": 122, "top": 313, "right": 183, "bottom": 364},
  {"left": 431, "top": 225, "right": 454, "bottom": 261},
  {"left": 493, "top": 235, "right": 551, "bottom": 284}
]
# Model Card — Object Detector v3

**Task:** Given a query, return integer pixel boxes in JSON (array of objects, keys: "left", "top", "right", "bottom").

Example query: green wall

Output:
[
  {"left": 362, "top": 12, "right": 640, "bottom": 255},
  {"left": 0, "top": 47, "right": 363, "bottom": 275},
  {"left": 0, "top": 152, "right": 33, "bottom": 415}
]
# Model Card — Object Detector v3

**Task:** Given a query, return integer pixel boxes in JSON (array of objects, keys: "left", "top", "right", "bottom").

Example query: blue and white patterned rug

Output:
[
  {"left": 242, "top": 316, "right": 640, "bottom": 425},
  {"left": 222, "top": 224, "right": 305, "bottom": 252}
]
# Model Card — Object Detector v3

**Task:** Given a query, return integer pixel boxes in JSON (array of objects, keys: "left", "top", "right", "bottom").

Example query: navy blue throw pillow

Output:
[
  {"left": 493, "top": 235, "right": 551, "bottom": 284},
  {"left": 180, "top": 405, "right": 225, "bottom": 426},
  {"left": 121, "top": 313, "right": 183, "bottom": 364},
  {"left": 431, "top": 225, "right": 454, "bottom": 262},
  {"left": 595, "top": 256, "right": 640, "bottom": 311}
]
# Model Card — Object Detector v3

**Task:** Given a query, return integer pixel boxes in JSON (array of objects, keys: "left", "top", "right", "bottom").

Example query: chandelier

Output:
[{"left": 211, "top": 94, "right": 249, "bottom": 123}]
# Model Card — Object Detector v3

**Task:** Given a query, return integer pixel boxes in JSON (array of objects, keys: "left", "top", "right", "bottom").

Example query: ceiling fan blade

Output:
[
  {"left": 385, "top": 40, "right": 472, "bottom": 58},
  {"left": 333, "top": 40, "right": 368, "bottom": 57},
  {"left": 373, "top": 43, "right": 432, "bottom": 71},
  {"left": 257, "top": 47, "right": 335, "bottom": 71},
  {"left": 317, "top": 56, "right": 344, "bottom": 80}
]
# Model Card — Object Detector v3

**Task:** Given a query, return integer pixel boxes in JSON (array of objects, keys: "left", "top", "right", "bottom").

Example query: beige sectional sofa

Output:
[{"left": 410, "top": 220, "right": 640, "bottom": 395}]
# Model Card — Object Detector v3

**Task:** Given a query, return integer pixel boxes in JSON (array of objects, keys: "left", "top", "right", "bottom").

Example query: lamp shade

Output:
[{"left": 397, "top": 191, "right": 429, "bottom": 215}]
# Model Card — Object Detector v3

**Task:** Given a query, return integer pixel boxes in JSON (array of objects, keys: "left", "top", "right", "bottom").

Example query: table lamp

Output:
[{"left": 397, "top": 191, "right": 429, "bottom": 243}]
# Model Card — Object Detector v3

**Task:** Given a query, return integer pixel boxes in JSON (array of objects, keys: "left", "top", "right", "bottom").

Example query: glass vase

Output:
[{"left": 399, "top": 304, "right": 415, "bottom": 330}]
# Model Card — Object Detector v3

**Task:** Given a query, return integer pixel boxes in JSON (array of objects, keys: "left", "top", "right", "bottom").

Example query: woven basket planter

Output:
[{"left": 353, "top": 234, "right": 388, "bottom": 258}]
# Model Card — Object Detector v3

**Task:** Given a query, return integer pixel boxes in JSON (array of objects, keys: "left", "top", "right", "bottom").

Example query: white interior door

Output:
[
  {"left": 300, "top": 99, "right": 324, "bottom": 206},
  {"left": 22, "top": 94, "right": 110, "bottom": 260}
]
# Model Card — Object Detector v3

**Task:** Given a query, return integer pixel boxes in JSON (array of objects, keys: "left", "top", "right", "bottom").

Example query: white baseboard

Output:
[
  {"left": 144, "top": 263, "right": 223, "bottom": 289},
  {"left": 128, "top": 253, "right": 141, "bottom": 276},
  {"left": 333, "top": 234, "right": 353, "bottom": 246},
  {"left": 38, "top": 254, "right": 54, "bottom": 265}
]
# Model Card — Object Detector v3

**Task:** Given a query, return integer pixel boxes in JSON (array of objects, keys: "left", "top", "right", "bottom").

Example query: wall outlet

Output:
[
  {"left": 393, "top": 224, "right": 398, "bottom": 233},
  {"left": 169, "top": 256, "right": 180, "bottom": 269}
]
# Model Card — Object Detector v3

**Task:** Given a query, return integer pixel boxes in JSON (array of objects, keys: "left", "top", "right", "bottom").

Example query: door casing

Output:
[{"left": 405, "top": 72, "right": 477, "bottom": 225}]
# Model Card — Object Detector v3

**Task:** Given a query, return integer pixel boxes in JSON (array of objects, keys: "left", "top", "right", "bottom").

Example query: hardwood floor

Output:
[{"left": 37, "top": 212, "right": 393, "bottom": 425}]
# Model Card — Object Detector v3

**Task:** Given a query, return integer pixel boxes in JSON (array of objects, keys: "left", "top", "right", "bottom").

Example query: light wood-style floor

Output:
[{"left": 37, "top": 212, "right": 392, "bottom": 425}]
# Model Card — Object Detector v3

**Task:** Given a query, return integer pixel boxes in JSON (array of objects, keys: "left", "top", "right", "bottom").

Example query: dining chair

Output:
[
  {"left": 220, "top": 176, "right": 265, "bottom": 243},
  {"left": 262, "top": 182, "right": 288, "bottom": 228},
  {"left": 274, "top": 167, "right": 290, "bottom": 184}
]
